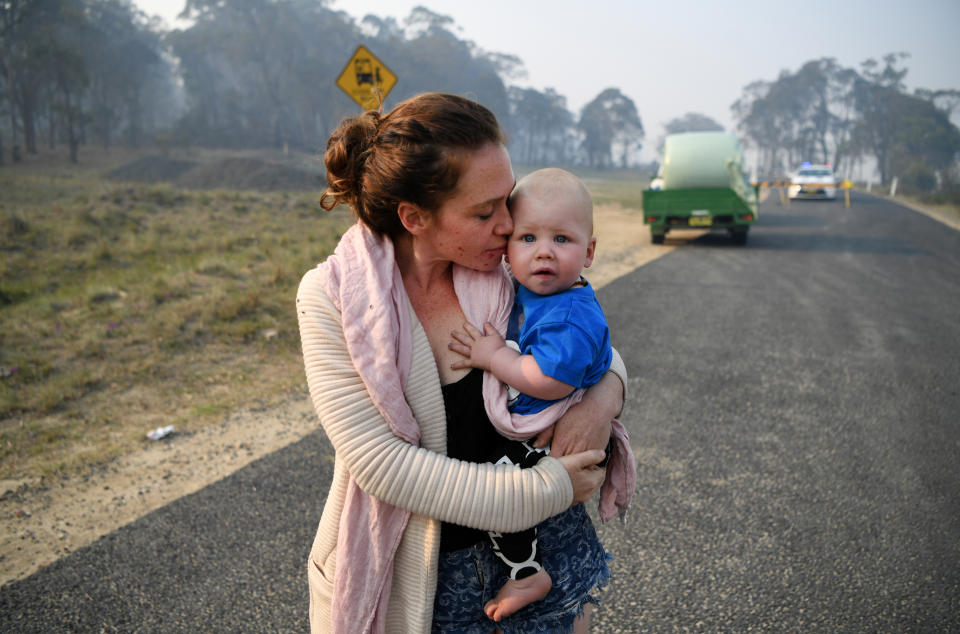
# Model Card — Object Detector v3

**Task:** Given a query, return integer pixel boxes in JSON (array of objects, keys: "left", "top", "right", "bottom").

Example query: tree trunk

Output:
[
  {"left": 68, "top": 100, "right": 79, "bottom": 163},
  {"left": 126, "top": 89, "right": 142, "bottom": 148},
  {"left": 5, "top": 62, "right": 19, "bottom": 159},
  {"left": 48, "top": 103, "right": 56, "bottom": 149},
  {"left": 877, "top": 150, "right": 888, "bottom": 185},
  {"left": 61, "top": 84, "right": 80, "bottom": 164},
  {"left": 20, "top": 91, "right": 37, "bottom": 154}
]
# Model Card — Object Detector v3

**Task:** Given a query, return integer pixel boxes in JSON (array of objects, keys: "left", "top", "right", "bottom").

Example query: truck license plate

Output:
[{"left": 689, "top": 216, "right": 712, "bottom": 227}]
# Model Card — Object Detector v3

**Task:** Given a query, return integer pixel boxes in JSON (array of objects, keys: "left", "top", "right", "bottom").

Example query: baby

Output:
[{"left": 451, "top": 167, "right": 612, "bottom": 622}]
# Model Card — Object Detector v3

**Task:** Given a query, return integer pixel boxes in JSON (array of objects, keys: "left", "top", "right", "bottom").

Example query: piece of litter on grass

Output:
[{"left": 146, "top": 425, "right": 175, "bottom": 441}]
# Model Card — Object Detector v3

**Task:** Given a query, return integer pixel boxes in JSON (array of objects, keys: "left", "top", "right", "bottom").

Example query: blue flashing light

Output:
[{"left": 801, "top": 161, "right": 812, "bottom": 168}]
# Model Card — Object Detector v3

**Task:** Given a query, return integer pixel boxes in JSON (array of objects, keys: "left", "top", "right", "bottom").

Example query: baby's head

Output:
[{"left": 506, "top": 168, "right": 597, "bottom": 296}]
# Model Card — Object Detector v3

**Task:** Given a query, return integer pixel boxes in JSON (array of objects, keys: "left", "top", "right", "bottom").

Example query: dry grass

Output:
[
  {"left": 0, "top": 149, "right": 352, "bottom": 482},
  {"left": 0, "top": 152, "right": 651, "bottom": 487}
]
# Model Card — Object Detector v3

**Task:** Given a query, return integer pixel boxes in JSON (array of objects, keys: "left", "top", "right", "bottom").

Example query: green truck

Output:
[{"left": 643, "top": 131, "right": 758, "bottom": 245}]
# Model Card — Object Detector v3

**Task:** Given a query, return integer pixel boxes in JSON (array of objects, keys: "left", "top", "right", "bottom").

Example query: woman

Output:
[{"left": 297, "top": 92, "right": 632, "bottom": 633}]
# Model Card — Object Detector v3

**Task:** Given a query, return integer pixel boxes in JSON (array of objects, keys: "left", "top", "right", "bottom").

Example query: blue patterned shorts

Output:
[{"left": 432, "top": 504, "right": 612, "bottom": 634}]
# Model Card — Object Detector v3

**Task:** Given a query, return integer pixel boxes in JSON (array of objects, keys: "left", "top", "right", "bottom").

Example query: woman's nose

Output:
[{"left": 494, "top": 204, "right": 513, "bottom": 236}]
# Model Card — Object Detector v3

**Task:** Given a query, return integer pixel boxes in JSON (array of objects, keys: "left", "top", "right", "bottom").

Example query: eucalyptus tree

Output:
[
  {"left": 507, "top": 86, "right": 575, "bottom": 165},
  {"left": 579, "top": 87, "right": 643, "bottom": 168},
  {"left": 791, "top": 58, "right": 860, "bottom": 170},
  {"left": 852, "top": 53, "right": 919, "bottom": 183},
  {"left": 170, "top": 0, "right": 358, "bottom": 148},
  {"left": 168, "top": 2, "right": 517, "bottom": 151},
  {"left": 852, "top": 78, "right": 960, "bottom": 188},
  {"left": 1, "top": 0, "right": 174, "bottom": 162},
  {"left": 48, "top": 35, "right": 88, "bottom": 162},
  {"left": 79, "top": 0, "right": 167, "bottom": 148},
  {"left": 732, "top": 80, "right": 783, "bottom": 177},
  {"left": 914, "top": 88, "right": 960, "bottom": 122},
  {"left": 733, "top": 59, "right": 860, "bottom": 176},
  {"left": 373, "top": 6, "right": 513, "bottom": 126},
  {"left": 1, "top": 0, "right": 69, "bottom": 158}
]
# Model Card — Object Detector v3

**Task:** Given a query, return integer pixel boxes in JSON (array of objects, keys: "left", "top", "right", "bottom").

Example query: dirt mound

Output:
[
  {"left": 177, "top": 157, "right": 323, "bottom": 191},
  {"left": 107, "top": 155, "right": 325, "bottom": 192},
  {"left": 107, "top": 155, "right": 198, "bottom": 183}
]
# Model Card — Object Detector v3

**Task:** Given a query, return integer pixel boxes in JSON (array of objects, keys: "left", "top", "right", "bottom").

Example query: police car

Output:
[{"left": 788, "top": 162, "right": 837, "bottom": 200}]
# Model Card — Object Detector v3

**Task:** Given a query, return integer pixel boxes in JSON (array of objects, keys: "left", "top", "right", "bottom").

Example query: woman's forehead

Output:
[{"left": 456, "top": 144, "right": 514, "bottom": 200}]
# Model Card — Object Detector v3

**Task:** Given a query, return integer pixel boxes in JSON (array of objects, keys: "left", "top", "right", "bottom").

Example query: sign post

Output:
[
  {"left": 336, "top": 45, "right": 397, "bottom": 110},
  {"left": 841, "top": 179, "right": 854, "bottom": 208}
]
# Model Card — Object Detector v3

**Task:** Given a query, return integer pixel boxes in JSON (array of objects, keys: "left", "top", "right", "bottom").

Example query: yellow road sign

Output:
[{"left": 336, "top": 45, "right": 397, "bottom": 110}]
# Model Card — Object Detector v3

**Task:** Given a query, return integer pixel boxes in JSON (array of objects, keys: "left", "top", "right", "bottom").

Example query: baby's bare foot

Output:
[{"left": 484, "top": 569, "right": 553, "bottom": 622}]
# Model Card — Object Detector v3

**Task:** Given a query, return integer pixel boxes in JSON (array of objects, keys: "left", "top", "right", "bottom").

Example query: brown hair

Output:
[{"left": 320, "top": 93, "right": 505, "bottom": 235}]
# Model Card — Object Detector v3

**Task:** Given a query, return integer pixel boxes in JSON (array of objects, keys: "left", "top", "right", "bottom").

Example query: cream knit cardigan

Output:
[{"left": 297, "top": 268, "right": 627, "bottom": 633}]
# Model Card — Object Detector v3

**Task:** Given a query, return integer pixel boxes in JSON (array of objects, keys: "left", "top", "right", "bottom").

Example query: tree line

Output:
[
  {"left": 2, "top": 0, "right": 958, "bottom": 191},
  {"left": 0, "top": 0, "right": 646, "bottom": 169},
  {"left": 1, "top": 0, "right": 185, "bottom": 163},
  {"left": 733, "top": 53, "right": 960, "bottom": 191}
]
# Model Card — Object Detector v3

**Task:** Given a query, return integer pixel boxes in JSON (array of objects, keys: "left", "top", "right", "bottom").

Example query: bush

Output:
[
  {"left": 899, "top": 162, "right": 937, "bottom": 194},
  {"left": 920, "top": 187, "right": 960, "bottom": 206}
]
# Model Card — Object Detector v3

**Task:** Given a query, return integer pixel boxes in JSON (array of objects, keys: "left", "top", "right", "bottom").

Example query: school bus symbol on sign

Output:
[{"left": 336, "top": 45, "right": 397, "bottom": 110}]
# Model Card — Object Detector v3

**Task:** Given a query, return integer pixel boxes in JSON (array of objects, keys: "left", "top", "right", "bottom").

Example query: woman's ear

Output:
[{"left": 397, "top": 201, "right": 429, "bottom": 235}]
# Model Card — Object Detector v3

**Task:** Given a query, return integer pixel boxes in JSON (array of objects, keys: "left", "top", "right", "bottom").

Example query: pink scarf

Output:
[{"left": 316, "top": 222, "right": 635, "bottom": 633}]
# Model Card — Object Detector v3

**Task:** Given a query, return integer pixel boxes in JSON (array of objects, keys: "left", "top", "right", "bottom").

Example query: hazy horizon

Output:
[{"left": 136, "top": 0, "right": 960, "bottom": 162}]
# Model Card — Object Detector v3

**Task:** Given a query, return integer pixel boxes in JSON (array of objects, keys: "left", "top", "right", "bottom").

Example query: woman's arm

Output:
[
  {"left": 535, "top": 350, "right": 626, "bottom": 457},
  {"left": 298, "top": 273, "right": 587, "bottom": 533}
]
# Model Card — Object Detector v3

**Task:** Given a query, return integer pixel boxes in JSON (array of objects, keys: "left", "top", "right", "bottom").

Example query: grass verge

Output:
[{"left": 0, "top": 166, "right": 352, "bottom": 483}]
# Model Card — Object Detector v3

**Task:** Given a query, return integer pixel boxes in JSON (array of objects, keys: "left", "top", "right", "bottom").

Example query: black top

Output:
[{"left": 439, "top": 368, "right": 502, "bottom": 552}]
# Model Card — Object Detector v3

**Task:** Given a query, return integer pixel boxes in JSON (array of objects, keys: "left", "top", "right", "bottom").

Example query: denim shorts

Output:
[{"left": 432, "top": 504, "right": 612, "bottom": 634}]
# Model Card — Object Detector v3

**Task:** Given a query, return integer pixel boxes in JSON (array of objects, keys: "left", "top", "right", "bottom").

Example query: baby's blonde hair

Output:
[{"left": 510, "top": 168, "right": 594, "bottom": 234}]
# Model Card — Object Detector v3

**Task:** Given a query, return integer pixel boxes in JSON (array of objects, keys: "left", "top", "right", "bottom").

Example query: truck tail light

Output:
[
  {"left": 741, "top": 213, "right": 754, "bottom": 222},
  {"left": 645, "top": 216, "right": 658, "bottom": 223}
]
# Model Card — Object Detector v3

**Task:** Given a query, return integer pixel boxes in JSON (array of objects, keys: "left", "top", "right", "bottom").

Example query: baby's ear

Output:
[{"left": 583, "top": 236, "right": 597, "bottom": 268}]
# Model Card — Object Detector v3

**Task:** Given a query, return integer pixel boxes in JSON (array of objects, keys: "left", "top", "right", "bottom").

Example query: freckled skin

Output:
[{"left": 417, "top": 143, "right": 515, "bottom": 272}]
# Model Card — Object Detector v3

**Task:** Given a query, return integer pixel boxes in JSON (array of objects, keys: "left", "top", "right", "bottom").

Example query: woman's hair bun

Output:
[
  {"left": 319, "top": 93, "right": 504, "bottom": 235},
  {"left": 320, "top": 110, "right": 381, "bottom": 211}
]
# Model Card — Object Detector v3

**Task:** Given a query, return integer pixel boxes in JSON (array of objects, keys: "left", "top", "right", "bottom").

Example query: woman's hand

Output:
[
  {"left": 535, "top": 371, "right": 623, "bottom": 456},
  {"left": 558, "top": 450, "right": 607, "bottom": 504}
]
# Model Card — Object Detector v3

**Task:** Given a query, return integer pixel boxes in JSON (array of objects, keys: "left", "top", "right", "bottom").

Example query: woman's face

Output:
[{"left": 423, "top": 143, "right": 515, "bottom": 272}]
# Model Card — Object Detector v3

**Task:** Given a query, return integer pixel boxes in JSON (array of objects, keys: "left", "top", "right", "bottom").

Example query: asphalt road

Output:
[{"left": 2, "top": 192, "right": 959, "bottom": 632}]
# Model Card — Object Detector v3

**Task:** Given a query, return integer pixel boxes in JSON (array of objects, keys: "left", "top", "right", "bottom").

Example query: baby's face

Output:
[{"left": 507, "top": 192, "right": 596, "bottom": 296}]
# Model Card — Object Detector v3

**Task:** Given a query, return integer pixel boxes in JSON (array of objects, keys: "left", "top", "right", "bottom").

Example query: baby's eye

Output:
[
  {"left": 555, "top": 235, "right": 568, "bottom": 243},
  {"left": 520, "top": 234, "right": 535, "bottom": 243}
]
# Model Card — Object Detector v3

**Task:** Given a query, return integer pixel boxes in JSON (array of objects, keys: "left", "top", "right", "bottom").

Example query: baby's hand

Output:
[{"left": 449, "top": 322, "right": 506, "bottom": 371}]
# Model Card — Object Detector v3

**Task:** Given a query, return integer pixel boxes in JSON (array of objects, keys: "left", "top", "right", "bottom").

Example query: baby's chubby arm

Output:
[{"left": 449, "top": 321, "right": 574, "bottom": 401}]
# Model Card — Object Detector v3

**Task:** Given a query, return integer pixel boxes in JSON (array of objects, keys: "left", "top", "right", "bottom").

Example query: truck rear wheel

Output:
[
  {"left": 730, "top": 228, "right": 748, "bottom": 245},
  {"left": 652, "top": 233, "right": 665, "bottom": 244}
]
